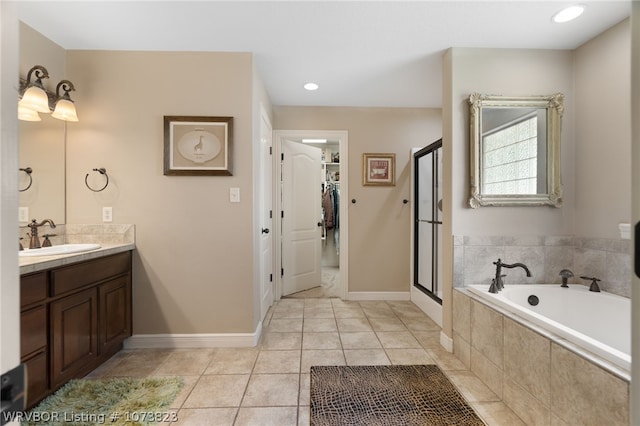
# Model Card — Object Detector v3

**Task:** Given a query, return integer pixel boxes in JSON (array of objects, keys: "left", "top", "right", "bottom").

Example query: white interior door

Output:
[
  {"left": 282, "top": 140, "right": 322, "bottom": 296},
  {"left": 259, "top": 109, "right": 273, "bottom": 320}
]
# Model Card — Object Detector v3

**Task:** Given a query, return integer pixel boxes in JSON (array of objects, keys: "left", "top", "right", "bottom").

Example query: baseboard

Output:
[
  {"left": 440, "top": 331, "right": 454, "bottom": 353},
  {"left": 347, "top": 291, "right": 410, "bottom": 301},
  {"left": 123, "top": 321, "right": 263, "bottom": 349}
]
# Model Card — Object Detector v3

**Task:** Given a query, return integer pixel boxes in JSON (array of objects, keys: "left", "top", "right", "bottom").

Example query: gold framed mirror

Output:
[{"left": 468, "top": 93, "right": 564, "bottom": 208}]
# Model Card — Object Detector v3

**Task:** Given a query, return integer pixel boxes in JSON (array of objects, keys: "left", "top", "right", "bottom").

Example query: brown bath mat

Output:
[{"left": 310, "top": 364, "right": 485, "bottom": 426}]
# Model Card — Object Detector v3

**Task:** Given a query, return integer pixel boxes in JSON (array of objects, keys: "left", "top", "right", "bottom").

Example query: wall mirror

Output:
[
  {"left": 19, "top": 116, "right": 66, "bottom": 224},
  {"left": 468, "top": 93, "right": 564, "bottom": 208}
]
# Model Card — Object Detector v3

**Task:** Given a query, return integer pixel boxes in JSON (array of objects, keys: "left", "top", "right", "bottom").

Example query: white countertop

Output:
[{"left": 20, "top": 242, "right": 136, "bottom": 275}]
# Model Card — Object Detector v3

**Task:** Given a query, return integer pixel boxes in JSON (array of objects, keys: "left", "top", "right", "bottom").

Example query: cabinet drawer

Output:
[
  {"left": 21, "top": 305, "right": 47, "bottom": 357},
  {"left": 21, "top": 272, "right": 48, "bottom": 307},
  {"left": 52, "top": 252, "right": 131, "bottom": 296}
]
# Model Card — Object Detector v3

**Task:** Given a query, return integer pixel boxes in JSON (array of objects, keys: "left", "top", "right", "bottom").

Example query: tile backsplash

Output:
[
  {"left": 19, "top": 223, "right": 135, "bottom": 247},
  {"left": 454, "top": 235, "right": 631, "bottom": 298}
]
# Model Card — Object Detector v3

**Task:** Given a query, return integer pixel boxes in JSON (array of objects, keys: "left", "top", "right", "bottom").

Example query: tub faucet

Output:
[
  {"left": 488, "top": 258, "right": 532, "bottom": 293},
  {"left": 26, "top": 218, "right": 56, "bottom": 249},
  {"left": 559, "top": 269, "right": 574, "bottom": 288}
]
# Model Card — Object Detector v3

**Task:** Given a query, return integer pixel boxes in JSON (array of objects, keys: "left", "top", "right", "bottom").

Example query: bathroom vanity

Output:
[{"left": 19, "top": 244, "right": 133, "bottom": 408}]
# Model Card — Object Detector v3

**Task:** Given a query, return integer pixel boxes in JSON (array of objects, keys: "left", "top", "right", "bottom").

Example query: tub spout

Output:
[
  {"left": 490, "top": 259, "right": 531, "bottom": 293},
  {"left": 559, "top": 269, "right": 574, "bottom": 287}
]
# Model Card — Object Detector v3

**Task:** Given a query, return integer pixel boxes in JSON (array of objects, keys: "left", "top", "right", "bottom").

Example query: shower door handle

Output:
[{"left": 633, "top": 222, "right": 640, "bottom": 278}]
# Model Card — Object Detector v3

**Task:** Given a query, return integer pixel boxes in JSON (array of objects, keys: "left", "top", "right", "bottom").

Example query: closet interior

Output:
[{"left": 304, "top": 140, "right": 342, "bottom": 298}]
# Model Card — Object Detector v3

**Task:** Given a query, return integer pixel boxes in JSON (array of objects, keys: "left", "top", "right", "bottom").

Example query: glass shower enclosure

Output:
[{"left": 413, "top": 139, "right": 443, "bottom": 303}]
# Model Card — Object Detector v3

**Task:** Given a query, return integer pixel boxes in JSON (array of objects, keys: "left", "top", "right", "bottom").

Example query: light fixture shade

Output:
[
  {"left": 51, "top": 98, "right": 79, "bottom": 122},
  {"left": 18, "top": 104, "right": 41, "bottom": 122},
  {"left": 19, "top": 86, "right": 51, "bottom": 113}
]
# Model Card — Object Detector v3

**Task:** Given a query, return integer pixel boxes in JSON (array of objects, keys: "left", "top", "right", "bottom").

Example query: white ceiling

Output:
[{"left": 15, "top": 1, "right": 631, "bottom": 108}]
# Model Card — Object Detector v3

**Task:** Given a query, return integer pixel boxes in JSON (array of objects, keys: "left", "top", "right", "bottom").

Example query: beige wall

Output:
[
  {"left": 65, "top": 50, "right": 259, "bottom": 334},
  {"left": 273, "top": 106, "right": 442, "bottom": 293},
  {"left": 448, "top": 48, "right": 576, "bottom": 238},
  {"left": 574, "top": 19, "right": 631, "bottom": 239}
]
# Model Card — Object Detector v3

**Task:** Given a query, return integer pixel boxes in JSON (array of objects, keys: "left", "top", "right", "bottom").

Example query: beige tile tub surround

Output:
[
  {"left": 453, "top": 235, "right": 631, "bottom": 297},
  {"left": 453, "top": 289, "right": 630, "bottom": 426}
]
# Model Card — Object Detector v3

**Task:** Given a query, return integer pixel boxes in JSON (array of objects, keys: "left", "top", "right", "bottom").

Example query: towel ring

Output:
[
  {"left": 85, "top": 168, "right": 109, "bottom": 192},
  {"left": 19, "top": 167, "right": 33, "bottom": 192}
]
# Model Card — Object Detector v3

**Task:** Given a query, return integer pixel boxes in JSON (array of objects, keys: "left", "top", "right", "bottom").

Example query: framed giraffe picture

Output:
[{"left": 163, "top": 116, "right": 233, "bottom": 176}]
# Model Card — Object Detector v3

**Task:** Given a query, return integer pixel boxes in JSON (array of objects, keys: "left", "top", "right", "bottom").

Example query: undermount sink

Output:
[{"left": 19, "top": 243, "right": 101, "bottom": 257}]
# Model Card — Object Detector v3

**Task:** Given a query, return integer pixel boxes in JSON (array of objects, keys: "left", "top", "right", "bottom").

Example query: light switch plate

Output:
[{"left": 230, "top": 187, "right": 240, "bottom": 203}]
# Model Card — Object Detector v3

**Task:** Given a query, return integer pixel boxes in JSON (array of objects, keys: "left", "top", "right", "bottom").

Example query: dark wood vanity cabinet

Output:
[{"left": 20, "top": 251, "right": 132, "bottom": 408}]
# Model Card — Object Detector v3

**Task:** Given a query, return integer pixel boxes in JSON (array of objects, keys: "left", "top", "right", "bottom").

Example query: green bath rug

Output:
[{"left": 23, "top": 376, "right": 184, "bottom": 426}]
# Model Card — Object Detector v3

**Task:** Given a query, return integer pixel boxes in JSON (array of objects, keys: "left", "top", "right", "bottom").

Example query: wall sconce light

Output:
[
  {"left": 18, "top": 65, "right": 79, "bottom": 122},
  {"left": 18, "top": 65, "right": 51, "bottom": 114},
  {"left": 51, "top": 80, "right": 79, "bottom": 122},
  {"left": 18, "top": 104, "right": 41, "bottom": 122}
]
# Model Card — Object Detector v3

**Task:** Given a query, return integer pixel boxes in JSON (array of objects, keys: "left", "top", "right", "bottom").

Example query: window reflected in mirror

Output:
[{"left": 481, "top": 107, "right": 546, "bottom": 195}]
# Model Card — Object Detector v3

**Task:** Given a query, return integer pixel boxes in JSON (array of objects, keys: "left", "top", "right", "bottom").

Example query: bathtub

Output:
[{"left": 466, "top": 284, "right": 630, "bottom": 373}]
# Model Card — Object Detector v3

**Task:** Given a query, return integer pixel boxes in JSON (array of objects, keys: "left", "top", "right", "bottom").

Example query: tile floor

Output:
[{"left": 88, "top": 298, "right": 526, "bottom": 425}]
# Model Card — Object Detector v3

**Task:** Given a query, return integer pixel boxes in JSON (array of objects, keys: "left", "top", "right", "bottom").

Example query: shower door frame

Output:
[{"left": 413, "top": 139, "right": 443, "bottom": 305}]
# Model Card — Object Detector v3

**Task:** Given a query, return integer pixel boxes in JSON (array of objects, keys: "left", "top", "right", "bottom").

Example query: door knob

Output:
[
  {"left": 261, "top": 228, "right": 270, "bottom": 234},
  {"left": 317, "top": 222, "right": 323, "bottom": 227}
]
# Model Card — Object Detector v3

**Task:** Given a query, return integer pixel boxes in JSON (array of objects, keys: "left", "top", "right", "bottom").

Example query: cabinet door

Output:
[
  {"left": 99, "top": 276, "right": 131, "bottom": 356},
  {"left": 24, "top": 351, "right": 48, "bottom": 409},
  {"left": 50, "top": 288, "right": 98, "bottom": 388}
]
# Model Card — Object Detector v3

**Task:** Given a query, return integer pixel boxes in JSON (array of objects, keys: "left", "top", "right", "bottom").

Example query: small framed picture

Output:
[
  {"left": 164, "top": 116, "right": 233, "bottom": 176},
  {"left": 363, "top": 153, "right": 395, "bottom": 186}
]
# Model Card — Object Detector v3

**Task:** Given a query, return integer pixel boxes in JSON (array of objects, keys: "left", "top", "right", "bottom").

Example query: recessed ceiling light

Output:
[
  {"left": 552, "top": 5, "right": 585, "bottom": 23},
  {"left": 304, "top": 82, "right": 319, "bottom": 91}
]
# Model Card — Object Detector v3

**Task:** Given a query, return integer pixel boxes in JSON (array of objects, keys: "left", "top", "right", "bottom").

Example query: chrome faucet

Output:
[
  {"left": 26, "top": 218, "right": 56, "bottom": 249},
  {"left": 488, "top": 258, "right": 532, "bottom": 293}
]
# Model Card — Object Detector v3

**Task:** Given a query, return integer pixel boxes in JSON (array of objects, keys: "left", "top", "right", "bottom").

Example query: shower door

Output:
[{"left": 413, "top": 139, "right": 443, "bottom": 303}]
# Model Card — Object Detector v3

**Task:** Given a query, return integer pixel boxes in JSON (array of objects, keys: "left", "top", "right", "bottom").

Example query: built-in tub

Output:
[{"left": 466, "top": 284, "right": 630, "bottom": 373}]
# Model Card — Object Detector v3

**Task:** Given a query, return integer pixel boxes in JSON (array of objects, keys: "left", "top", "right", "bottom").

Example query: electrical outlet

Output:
[
  {"left": 19, "top": 207, "right": 29, "bottom": 222},
  {"left": 102, "top": 206, "right": 113, "bottom": 222},
  {"left": 230, "top": 187, "right": 240, "bottom": 203}
]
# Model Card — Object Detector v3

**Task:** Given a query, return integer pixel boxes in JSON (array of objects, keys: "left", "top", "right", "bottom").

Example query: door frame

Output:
[
  {"left": 258, "top": 105, "right": 273, "bottom": 321},
  {"left": 273, "top": 130, "right": 349, "bottom": 300}
]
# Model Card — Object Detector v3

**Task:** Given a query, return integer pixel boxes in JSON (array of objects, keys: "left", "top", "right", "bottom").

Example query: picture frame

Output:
[
  {"left": 363, "top": 153, "right": 395, "bottom": 186},
  {"left": 163, "top": 116, "right": 233, "bottom": 176}
]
